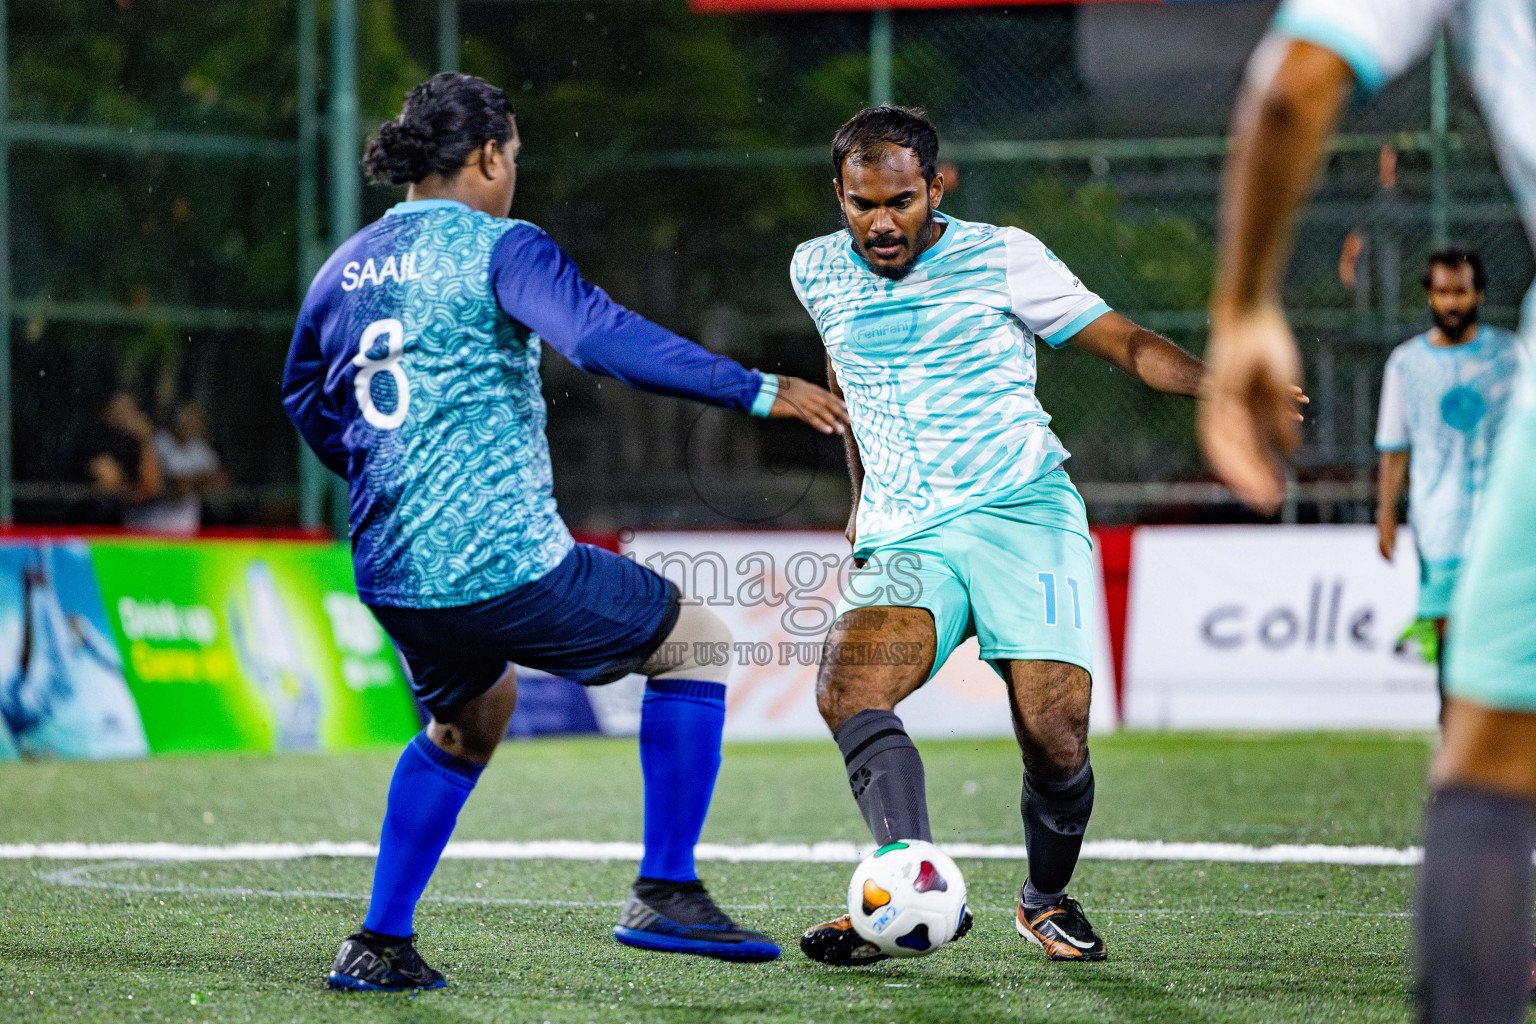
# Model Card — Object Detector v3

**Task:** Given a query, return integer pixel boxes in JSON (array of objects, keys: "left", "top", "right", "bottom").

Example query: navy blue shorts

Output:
[{"left": 368, "top": 543, "right": 680, "bottom": 723}]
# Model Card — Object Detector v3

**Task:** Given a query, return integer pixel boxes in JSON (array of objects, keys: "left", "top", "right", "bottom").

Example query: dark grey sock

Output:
[
  {"left": 834, "top": 709, "right": 931, "bottom": 845},
  {"left": 1415, "top": 786, "right": 1535, "bottom": 1024},
  {"left": 1021, "top": 754, "right": 1094, "bottom": 903}
]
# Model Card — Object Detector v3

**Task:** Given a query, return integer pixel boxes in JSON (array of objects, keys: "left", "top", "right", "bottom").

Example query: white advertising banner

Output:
[
  {"left": 600, "top": 531, "right": 1118, "bottom": 740},
  {"left": 1123, "top": 525, "right": 1437, "bottom": 730}
]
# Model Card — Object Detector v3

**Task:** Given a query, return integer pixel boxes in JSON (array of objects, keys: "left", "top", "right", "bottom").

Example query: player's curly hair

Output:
[
  {"left": 831, "top": 105, "right": 939, "bottom": 184},
  {"left": 362, "top": 73, "right": 515, "bottom": 185}
]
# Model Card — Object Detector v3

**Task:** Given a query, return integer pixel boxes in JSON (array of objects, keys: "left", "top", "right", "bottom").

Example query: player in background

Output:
[
  {"left": 793, "top": 106, "right": 1213, "bottom": 965},
  {"left": 282, "top": 73, "right": 849, "bottom": 990},
  {"left": 1376, "top": 248, "right": 1519, "bottom": 706},
  {"left": 1198, "top": 2, "right": 1536, "bottom": 1021}
]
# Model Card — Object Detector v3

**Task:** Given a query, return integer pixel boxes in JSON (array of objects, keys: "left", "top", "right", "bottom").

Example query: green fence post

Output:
[
  {"left": 438, "top": 0, "right": 459, "bottom": 73},
  {"left": 870, "top": 9, "right": 893, "bottom": 107},
  {"left": 328, "top": 0, "right": 360, "bottom": 539},
  {"left": 1430, "top": 31, "right": 1450, "bottom": 249},
  {"left": 0, "top": 0, "right": 11, "bottom": 525},
  {"left": 297, "top": 0, "right": 326, "bottom": 531}
]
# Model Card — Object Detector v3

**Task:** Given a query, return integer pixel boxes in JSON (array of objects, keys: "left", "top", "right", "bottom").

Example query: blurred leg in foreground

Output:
[{"left": 1417, "top": 406, "right": 1536, "bottom": 1024}]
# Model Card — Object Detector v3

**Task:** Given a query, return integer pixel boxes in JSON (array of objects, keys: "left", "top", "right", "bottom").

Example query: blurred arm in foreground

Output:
[
  {"left": 1209, "top": 4, "right": 1536, "bottom": 1021},
  {"left": 1201, "top": 39, "right": 1354, "bottom": 513}
]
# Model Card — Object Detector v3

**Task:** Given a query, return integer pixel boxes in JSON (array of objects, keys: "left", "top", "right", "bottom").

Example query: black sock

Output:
[
  {"left": 1021, "top": 754, "right": 1094, "bottom": 904},
  {"left": 834, "top": 709, "right": 931, "bottom": 845},
  {"left": 1415, "top": 786, "right": 1535, "bottom": 1024}
]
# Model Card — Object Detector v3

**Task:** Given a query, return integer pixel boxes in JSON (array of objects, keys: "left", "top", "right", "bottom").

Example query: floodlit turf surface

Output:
[{"left": 0, "top": 733, "right": 1436, "bottom": 1023}]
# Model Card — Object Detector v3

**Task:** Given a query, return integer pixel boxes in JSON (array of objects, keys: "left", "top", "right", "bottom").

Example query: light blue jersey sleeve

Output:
[
  {"left": 1375, "top": 347, "right": 1411, "bottom": 452},
  {"left": 999, "top": 227, "right": 1111, "bottom": 349},
  {"left": 1272, "top": 0, "right": 1459, "bottom": 96}
]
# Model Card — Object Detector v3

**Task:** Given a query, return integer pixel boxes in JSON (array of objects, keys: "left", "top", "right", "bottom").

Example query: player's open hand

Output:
[
  {"left": 768, "top": 375, "right": 849, "bottom": 435},
  {"left": 1198, "top": 305, "right": 1303, "bottom": 515}
]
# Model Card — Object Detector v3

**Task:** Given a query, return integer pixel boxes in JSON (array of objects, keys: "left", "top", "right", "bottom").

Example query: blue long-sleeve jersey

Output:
[{"left": 282, "top": 198, "right": 776, "bottom": 608}]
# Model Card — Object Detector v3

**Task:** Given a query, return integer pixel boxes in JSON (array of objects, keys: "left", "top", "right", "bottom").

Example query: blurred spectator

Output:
[
  {"left": 142, "top": 402, "right": 227, "bottom": 534},
  {"left": 81, "top": 392, "right": 163, "bottom": 526},
  {"left": 1338, "top": 145, "right": 1404, "bottom": 339}
]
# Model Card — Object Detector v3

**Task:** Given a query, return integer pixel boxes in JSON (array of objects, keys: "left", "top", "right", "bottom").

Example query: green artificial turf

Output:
[{"left": 0, "top": 732, "right": 1441, "bottom": 1023}]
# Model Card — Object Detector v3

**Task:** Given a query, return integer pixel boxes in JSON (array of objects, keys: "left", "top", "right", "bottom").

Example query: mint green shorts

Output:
[
  {"left": 1446, "top": 406, "right": 1536, "bottom": 711},
  {"left": 1417, "top": 556, "right": 1462, "bottom": 620},
  {"left": 834, "top": 474, "right": 1096, "bottom": 683}
]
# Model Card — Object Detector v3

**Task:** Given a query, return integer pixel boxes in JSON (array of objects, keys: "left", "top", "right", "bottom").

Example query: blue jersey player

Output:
[{"left": 282, "top": 73, "right": 848, "bottom": 991}]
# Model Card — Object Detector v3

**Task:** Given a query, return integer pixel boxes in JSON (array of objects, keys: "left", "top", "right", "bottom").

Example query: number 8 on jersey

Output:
[{"left": 354, "top": 318, "right": 409, "bottom": 430}]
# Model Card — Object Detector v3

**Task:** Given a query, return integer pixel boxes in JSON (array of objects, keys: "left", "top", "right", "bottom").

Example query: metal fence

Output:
[{"left": 3, "top": 0, "right": 1531, "bottom": 532}]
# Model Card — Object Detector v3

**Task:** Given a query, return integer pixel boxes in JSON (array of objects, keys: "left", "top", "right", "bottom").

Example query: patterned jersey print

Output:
[
  {"left": 287, "top": 203, "right": 572, "bottom": 607},
  {"left": 791, "top": 214, "right": 1110, "bottom": 555},
  {"left": 1376, "top": 327, "right": 1521, "bottom": 563}
]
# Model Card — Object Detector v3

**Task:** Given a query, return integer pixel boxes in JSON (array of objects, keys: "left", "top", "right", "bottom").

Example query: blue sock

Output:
[
  {"left": 362, "top": 732, "right": 484, "bottom": 938},
  {"left": 638, "top": 678, "right": 726, "bottom": 882}
]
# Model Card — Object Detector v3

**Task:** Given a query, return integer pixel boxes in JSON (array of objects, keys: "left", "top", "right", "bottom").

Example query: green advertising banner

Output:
[{"left": 88, "top": 541, "right": 420, "bottom": 754}]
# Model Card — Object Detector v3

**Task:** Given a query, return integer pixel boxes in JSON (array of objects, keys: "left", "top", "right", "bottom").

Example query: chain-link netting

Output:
[
  {"left": 9, "top": 0, "right": 1532, "bottom": 529},
  {"left": 10, "top": 0, "right": 428, "bottom": 524}
]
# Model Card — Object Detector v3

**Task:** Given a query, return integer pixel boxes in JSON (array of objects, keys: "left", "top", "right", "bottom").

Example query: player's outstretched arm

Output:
[
  {"left": 491, "top": 224, "right": 846, "bottom": 433},
  {"left": 1069, "top": 310, "right": 1310, "bottom": 415},
  {"left": 765, "top": 374, "right": 849, "bottom": 436},
  {"left": 1202, "top": 38, "right": 1354, "bottom": 513},
  {"left": 1067, "top": 311, "right": 1204, "bottom": 397}
]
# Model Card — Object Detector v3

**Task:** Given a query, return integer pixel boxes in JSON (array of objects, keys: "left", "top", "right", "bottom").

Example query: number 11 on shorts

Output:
[{"left": 1036, "top": 572, "right": 1083, "bottom": 630}]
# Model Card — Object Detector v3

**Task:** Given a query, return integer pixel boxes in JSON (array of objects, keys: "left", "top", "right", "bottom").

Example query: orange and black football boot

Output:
[{"left": 1015, "top": 894, "right": 1106, "bottom": 961}]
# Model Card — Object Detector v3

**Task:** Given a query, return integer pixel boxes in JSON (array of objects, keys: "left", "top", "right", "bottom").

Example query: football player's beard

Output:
[
  {"left": 848, "top": 208, "right": 936, "bottom": 281},
  {"left": 1432, "top": 306, "right": 1478, "bottom": 339}
]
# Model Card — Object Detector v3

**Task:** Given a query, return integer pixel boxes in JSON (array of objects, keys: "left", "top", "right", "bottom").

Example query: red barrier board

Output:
[
  {"left": 692, "top": 0, "right": 1158, "bottom": 14},
  {"left": 1091, "top": 526, "right": 1132, "bottom": 717}
]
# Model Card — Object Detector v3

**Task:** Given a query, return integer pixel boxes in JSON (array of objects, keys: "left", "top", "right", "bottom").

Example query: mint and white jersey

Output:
[
  {"left": 790, "top": 214, "right": 1110, "bottom": 555},
  {"left": 1275, "top": 0, "right": 1536, "bottom": 406},
  {"left": 1376, "top": 327, "right": 1521, "bottom": 564}
]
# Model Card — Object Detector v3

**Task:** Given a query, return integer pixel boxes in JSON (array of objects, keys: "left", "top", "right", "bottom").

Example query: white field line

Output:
[
  {"left": 38, "top": 863, "right": 621, "bottom": 908},
  {"left": 35, "top": 863, "right": 1411, "bottom": 919},
  {"left": 0, "top": 838, "right": 1423, "bottom": 866}
]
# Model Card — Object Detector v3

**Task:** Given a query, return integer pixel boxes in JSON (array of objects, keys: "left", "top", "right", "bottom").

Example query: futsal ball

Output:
[{"left": 847, "top": 840, "right": 968, "bottom": 957}]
